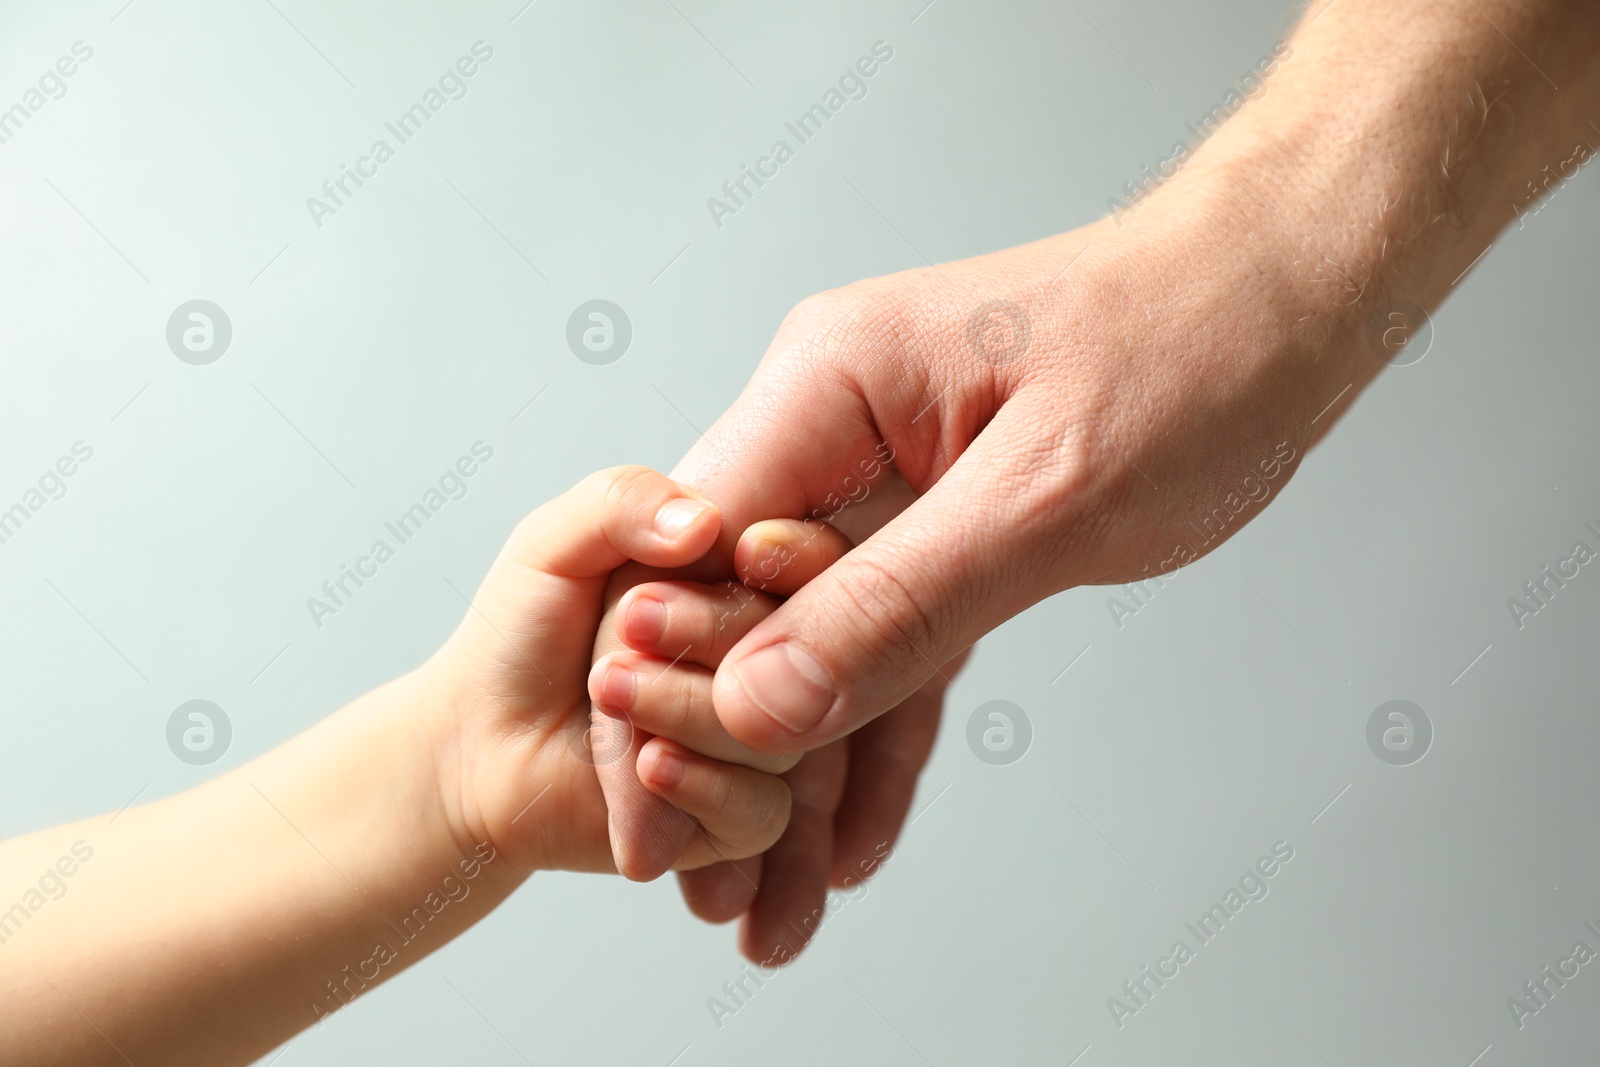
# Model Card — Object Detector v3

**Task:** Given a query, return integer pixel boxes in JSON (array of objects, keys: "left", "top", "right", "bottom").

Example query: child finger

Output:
[
  {"left": 638, "top": 739, "right": 792, "bottom": 859},
  {"left": 589, "top": 651, "right": 797, "bottom": 774},
  {"left": 506, "top": 465, "right": 721, "bottom": 579},
  {"left": 616, "top": 580, "right": 779, "bottom": 667}
]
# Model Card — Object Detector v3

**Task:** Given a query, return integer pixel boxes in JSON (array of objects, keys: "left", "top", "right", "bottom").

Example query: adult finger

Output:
[
  {"left": 830, "top": 647, "right": 968, "bottom": 887},
  {"left": 677, "top": 857, "right": 762, "bottom": 924},
  {"left": 712, "top": 399, "right": 1080, "bottom": 754},
  {"left": 737, "top": 739, "right": 849, "bottom": 966}
]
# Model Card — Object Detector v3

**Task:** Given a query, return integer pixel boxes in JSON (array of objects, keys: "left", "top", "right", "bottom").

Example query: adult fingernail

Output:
[
  {"left": 745, "top": 538, "right": 785, "bottom": 587},
  {"left": 597, "top": 662, "right": 637, "bottom": 711},
  {"left": 730, "top": 642, "right": 835, "bottom": 733},
  {"left": 655, "top": 498, "right": 710, "bottom": 540},
  {"left": 644, "top": 745, "right": 685, "bottom": 788},
  {"left": 625, "top": 595, "right": 667, "bottom": 645}
]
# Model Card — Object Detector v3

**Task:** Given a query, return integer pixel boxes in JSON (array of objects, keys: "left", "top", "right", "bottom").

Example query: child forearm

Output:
[{"left": 0, "top": 670, "right": 519, "bottom": 1067}]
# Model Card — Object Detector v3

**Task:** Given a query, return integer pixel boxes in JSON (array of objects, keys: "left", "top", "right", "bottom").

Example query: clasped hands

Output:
[{"left": 425, "top": 460, "right": 938, "bottom": 970}]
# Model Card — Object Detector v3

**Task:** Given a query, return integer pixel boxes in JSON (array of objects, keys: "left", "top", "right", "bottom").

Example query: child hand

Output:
[
  {"left": 584, "top": 517, "right": 857, "bottom": 880},
  {"left": 0, "top": 468, "right": 812, "bottom": 1066},
  {"left": 419, "top": 466, "right": 795, "bottom": 876}
]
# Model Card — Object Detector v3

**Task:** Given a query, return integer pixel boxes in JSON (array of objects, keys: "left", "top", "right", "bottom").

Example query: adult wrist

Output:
[{"left": 1095, "top": 155, "right": 1379, "bottom": 428}]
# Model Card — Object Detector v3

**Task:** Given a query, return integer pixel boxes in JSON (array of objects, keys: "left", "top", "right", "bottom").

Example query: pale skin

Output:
[
  {"left": 592, "top": 0, "right": 1600, "bottom": 964},
  {"left": 5, "top": 0, "right": 1599, "bottom": 1055},
  {"left": 0, "top": 468, "right": 843, "bottom": 1067}
]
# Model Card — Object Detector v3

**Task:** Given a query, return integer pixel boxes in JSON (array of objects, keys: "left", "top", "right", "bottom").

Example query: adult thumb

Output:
[{"left": 711, "top": 401, "right": 1079, "bottom": 754}]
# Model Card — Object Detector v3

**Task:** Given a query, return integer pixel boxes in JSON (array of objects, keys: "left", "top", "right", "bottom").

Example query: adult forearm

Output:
[{"left": 1189, "top": 0, "right": 1600, "bottom": 356}]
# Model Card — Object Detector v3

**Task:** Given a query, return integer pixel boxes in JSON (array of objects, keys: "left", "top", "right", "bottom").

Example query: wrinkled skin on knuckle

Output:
[
  {"left": 778, "top": 285, "right": 917, "bottom": 386},
  {"left": 791, "top": 279, "right": 934, "bottom": 380},
  {"left": 767, "top": 787, "right": 794, "bottom": 847},
  {"left": 945, "top": 398, "right": 1100, "bottom": 599},
  {"left": 762, "top": 751, "right": 803, "bottom": 776},
  {"left": 655, "top": 671, "right": 697, "bottom": 739},
  {"left": 744, "top": 774, "right": 790, "bottom": 834},
  {"left": 828, "top": 546, "right": 954, "bottom": 690},
  {"left": 774, "top": 275, "right": 1020, "bottom": 499}
]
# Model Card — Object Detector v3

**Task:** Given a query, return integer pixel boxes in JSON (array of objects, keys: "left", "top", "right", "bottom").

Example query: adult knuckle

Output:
[
  {"left": 1026, "top": 416, "right": 1097, "bottom": 516},
  {"left": 833, "top": 552, "right": 945, "bottom": 675},
  {"left": 755, "top": 784, "right": 792, "bottom": 847},
  {"left": 760, "top": 751, "right": 801, "bottom": 775},
  {"left": 989, "top": 413, "right": 1111, "bottom": 570},
  {"left": 784, "top": 282, "right": 921, "bottom": 377},
  {"left": 705, "top": 769, "right": 736, "bottom": 820}
]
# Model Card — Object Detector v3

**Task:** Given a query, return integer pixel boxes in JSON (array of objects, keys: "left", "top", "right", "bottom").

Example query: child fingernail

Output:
[
  {"left": 655, "top": 497, "right": 710, "bottom": 540},
  {"left": 646, "top": 746, "right": 685, "bottom": 788},
  {"left": 598, "top": 662, "right": 637, "bottom": 710},
  {"left": 626, "top": 595, "right": 667, "bottom": 644}
]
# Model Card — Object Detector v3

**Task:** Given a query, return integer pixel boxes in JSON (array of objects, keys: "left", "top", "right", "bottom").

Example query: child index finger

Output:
[{"left": 510, "top": 465, "right": 721, "bottom": 579}]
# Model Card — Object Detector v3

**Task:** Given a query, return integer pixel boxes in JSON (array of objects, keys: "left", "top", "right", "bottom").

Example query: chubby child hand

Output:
[
  {"left": 421, "top": 466, "right": 800, "bottom": 876},
  {"left": 0, "top": 466, "right": 827, "bottom": 1066}
]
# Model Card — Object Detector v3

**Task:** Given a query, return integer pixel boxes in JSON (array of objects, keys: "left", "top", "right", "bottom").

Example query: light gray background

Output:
[{"left": 2, "top": 1, "right": 1597, "bottom": 1064}]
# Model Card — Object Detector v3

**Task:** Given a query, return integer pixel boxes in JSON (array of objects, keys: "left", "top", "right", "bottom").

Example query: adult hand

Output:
[
  {"left": 589, "top": 495, "right": 969, "bottom": 962},
  {"left": 599, "top": 0, "right": 1600, "bottom": 962}
]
